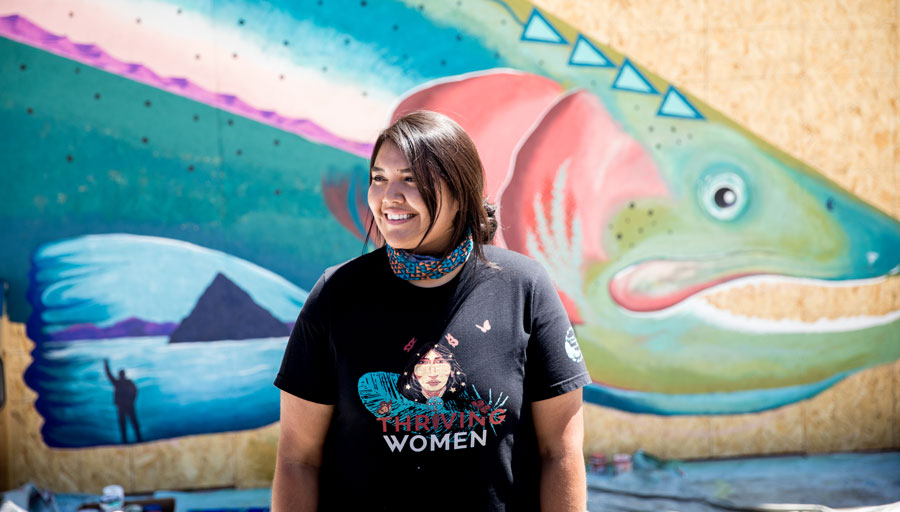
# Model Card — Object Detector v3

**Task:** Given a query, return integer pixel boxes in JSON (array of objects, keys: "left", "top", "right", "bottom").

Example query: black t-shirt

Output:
[{"left": 275, "top": 245, "right": 591, "bottom": 511}]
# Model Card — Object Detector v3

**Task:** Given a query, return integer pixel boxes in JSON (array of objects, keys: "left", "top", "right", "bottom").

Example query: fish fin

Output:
[
  {"left": 502, "top": 89, "right": 667, "bottom": 262},
  {"left": 27, "top": 234, "right": 308, "bottom": 343},
  {"left": 393, "top": 70, "right": 563, "bottom": 203},
  {"left": 500, "top": 90, "right": 667, "bottom": 320}
]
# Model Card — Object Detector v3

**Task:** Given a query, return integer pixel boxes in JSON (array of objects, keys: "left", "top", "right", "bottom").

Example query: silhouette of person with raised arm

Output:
[{"left": 104, "top": 359, "right": 142, "bottom": 444}]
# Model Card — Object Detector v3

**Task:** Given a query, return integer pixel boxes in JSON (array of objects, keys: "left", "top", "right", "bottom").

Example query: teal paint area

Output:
[
  {"left": 0, "top": 36, "right": 367, "bottom": 323},
  {"left": 174, "top": 0, "right": 505, "bottom": 94}
]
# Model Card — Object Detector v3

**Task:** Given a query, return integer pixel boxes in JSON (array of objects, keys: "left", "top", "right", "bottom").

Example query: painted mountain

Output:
[
  {"left": 169, "top": 273, "right": 292, "bottom": 343},
  {"left": 49, "top": 318, "right": 178, "bottom": 342}
]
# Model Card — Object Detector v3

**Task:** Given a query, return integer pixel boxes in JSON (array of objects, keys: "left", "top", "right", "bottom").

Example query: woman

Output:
[
  {"left": 397, "top": 342, "right": 467, "bottom": 404},
  {"left": 273, "top": 111, "right": 590, "bottom": 511}
]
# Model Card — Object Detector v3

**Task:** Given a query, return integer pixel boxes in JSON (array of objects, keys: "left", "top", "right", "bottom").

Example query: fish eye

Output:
[{"left": 698, "top": 171, "right": 747, "bottom": 221}]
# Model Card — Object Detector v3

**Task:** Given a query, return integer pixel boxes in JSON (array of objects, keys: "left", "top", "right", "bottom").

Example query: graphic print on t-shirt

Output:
[
  {"left": 564, "top": 327, "right": 583, "bottom": 363},
  {"left": 358, "top": 330, "right": 509, "bottom": 453}
]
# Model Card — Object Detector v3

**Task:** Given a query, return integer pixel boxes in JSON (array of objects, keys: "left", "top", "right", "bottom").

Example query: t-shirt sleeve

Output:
[
  {"left": 524, "top": 265, "right": 592, "bottom": 401},
  {"left": 273, "top": 272, "right": 337, "bottom": 405}
]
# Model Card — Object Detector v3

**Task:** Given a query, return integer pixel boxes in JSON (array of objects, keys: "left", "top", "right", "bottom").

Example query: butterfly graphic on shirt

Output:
[{"left": 475, "top": 320, "right": 491, "bottom": 333}]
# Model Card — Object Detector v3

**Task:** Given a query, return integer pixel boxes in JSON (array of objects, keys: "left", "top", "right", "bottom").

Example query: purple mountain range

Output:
[
  {"left": 47, "top": 273, "right": 298, "bottom": 342},
  {"left": 49, "top": 317, "right": 178, "bottom": 341}
]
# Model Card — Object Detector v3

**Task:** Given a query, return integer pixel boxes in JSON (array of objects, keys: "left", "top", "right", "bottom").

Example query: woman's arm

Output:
[
  {"left": 271, "top": 391, "right": 334, "bottom": 512},
  {"left": 532, "top": 389, "right": 586, "bottom": 512}
]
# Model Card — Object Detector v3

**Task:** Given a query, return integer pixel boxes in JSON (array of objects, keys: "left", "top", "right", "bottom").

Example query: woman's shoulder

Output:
[
  {"left": 482, "top": 245, "right": 545, "bottom": 273},
  {"left": 303, "top": 248, "right": 388, "bottom": 307},
  {"left": 319, "top": 247, "right": 388, "bottom": 287},
  {"left": 478, "top": 245, "right": 549, "bottom": 285}
]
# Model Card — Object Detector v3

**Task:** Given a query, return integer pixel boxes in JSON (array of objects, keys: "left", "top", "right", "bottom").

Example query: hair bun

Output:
[{"left": 481, "top": 199, "right": 498, "bottom": 244}]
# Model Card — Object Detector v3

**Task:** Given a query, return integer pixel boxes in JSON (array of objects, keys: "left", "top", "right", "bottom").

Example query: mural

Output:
[{"left": 0, "top": 0, "right": 897, "bottom": 447}]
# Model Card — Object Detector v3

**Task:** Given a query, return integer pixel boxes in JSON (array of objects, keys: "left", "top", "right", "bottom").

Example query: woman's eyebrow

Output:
[{"left": 371, "top": 166, "right": 412, "bottom": 173}]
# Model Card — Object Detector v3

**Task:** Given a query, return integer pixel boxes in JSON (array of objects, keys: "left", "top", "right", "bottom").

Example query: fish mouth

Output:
[{"left": 608, "top": 256, "right": 773, "bottom": 312}]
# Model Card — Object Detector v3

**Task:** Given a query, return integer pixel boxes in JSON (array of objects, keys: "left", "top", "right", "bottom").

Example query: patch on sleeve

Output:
[{"left": 564, "top": 327, "right": 583, "bottom": 363}]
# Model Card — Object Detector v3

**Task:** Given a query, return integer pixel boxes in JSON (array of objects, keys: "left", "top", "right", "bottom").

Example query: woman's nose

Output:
[{"left": 384, "top": 180, "right": 404, "bottom": 202}]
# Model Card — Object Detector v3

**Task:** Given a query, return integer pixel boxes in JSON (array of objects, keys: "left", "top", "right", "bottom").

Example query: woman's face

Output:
[
  {"left": 414, "top": 349, "right": 452, "bottom": 394},
  {"left": 368, "top": 140, "right": 458, "bottom": 255}
]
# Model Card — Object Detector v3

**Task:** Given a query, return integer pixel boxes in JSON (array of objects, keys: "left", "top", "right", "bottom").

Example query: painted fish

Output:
[{"left": 0, "top": 0, "right": 897, "bottom": 447}]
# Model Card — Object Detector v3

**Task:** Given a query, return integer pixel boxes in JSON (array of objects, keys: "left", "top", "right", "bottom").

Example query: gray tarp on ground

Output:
[{"left": 588, "top": 452, "right": 900, "bottom": 512}]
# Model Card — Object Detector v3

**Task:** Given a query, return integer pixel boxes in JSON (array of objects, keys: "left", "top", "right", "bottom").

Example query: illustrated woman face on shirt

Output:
[
  {"left": 414, "top": 349, "right": 452, "bottom": 396},
  {"left": 398, "top": 342, "right": 467, "bottom": 404}
]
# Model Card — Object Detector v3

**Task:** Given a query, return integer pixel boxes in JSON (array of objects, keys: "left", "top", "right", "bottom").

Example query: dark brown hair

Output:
[{"left": 366, "top": 110, "right": 497, "bottom": 262}]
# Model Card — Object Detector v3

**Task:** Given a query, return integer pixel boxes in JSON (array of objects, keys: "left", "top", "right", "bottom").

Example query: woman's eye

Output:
[
  {"left": 371, "top": 175, "right": 386, "bottom": 182},
  {"left": 404, "top": 176, "right": 416, "bottom": 183}
]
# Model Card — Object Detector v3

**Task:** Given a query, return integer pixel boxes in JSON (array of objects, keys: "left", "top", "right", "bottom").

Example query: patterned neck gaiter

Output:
[{"left": 386, "top": 230, "right": 473, "bottom": 281}]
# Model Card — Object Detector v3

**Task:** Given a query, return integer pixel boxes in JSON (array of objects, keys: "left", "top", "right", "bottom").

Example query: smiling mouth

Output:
[{"left": 386, "top": 213, "right": 415, "bottom": 221}]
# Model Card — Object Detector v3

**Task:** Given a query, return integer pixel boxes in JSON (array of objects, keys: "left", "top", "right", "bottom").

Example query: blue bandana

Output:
[{"left": 387, "top": 230, "right": 473, "bottom": 281}]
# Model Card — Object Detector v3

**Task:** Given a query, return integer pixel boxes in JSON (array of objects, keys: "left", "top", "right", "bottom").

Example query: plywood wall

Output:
[{"left": 2, "top": 0, "right": 898, "bottom": 494}]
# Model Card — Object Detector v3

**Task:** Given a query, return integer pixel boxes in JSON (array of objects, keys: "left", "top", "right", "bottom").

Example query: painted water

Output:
[{"left": 27, "top": 336, "right": 287, "bottom": 448}]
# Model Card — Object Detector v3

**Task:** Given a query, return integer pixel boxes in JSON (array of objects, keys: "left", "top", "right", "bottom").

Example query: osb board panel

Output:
[
  {"left": 802, "top": 73, "right": 897, "bottom": 173},
  {"left": 805, "top": 26, "right": 897, "bottom": 78},
  {"left": 607, "top": 30, "right": 707, "bottom": 86},
  {"left": 132, "top": 433, "right": 237, "bottom": 493},
  {"left": 706, "top": 0, "right": 808, "bottom": 29},
  {"left": 800, "top": 0, "right": 898, "bottom": 28},
  {"left": 582, "top": 407, "right": 673, "bottom": 458},
  {"left": 234, "top": 423, "right": 279, "bottom": 489},
  {"left": 710, "top": 405, "right": 805, "bottom": 457},
  {"left": 656, "top": 416, "right": 713, "bottom": 460},
  {"left": 605, "top": 0, "right": 707, "bottom": 32},
  {"left": 705, "top": 0, "right": 895, "bottom": 29},
  {"left": 803, "top": 360, "right": 898, "bottom": 453},
  {"left": 705, "top": 77, "right": 806, "bottom": 159},
  {"left": 4, "top": 319, "right": 32, "bottom": 354},
  {"left": 895, "top": 359, "right": 900, "bottom": 447},
  {"left": 0, "top": 386, "right": 8, "bottom": 491},
  {"left": 585, "top": 360, "right": 898, "bottom": 459},
  {"left": 707, "top": 28, "right": 804, "bottom": 80},
  {"left": 584, "top": 408, "right": 713, "bottom": 460},
  {"left": 74, "top": 445, "right": 136, "bottom": 495},
  {"left": 703, "top": 278, "right": 900, "bottom": 321},
  {"left": 8, "top": 400, "right": 82, "bottom": 493},
  {"left": 5, "top": 350, "right": 38, "bottom": 404}
]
